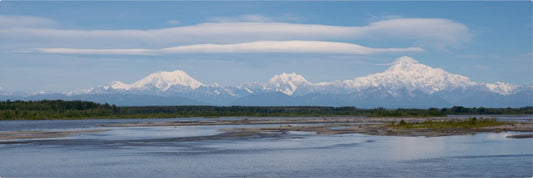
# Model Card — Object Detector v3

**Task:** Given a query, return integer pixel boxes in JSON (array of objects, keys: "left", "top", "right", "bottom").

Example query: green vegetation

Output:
[
  {"left": 0, "top": 100, "right": 531, "bottom": 120},
  {"left": 441, "top": 106, "right": 533, "bottom": 115},
  {"left": 0, "top": 100, "right": 115, "bottom": 120},
  {"left": 390, "top": 117, "right": 506, "bottom": 129}
]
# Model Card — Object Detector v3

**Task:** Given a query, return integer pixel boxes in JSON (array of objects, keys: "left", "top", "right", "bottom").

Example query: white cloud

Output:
[
  {"left": 1, "top": 22, "right": 357, "bottom": 46},
  {"left": 208, "top": 14, "right": 303, "bottom": 23},
  {"left": 35, "top": 41, "right": 425, "bottom": 55},
  {"left": 207, "top": 14, "right": 273, "bottom": 22},
  {"left": 362, "top": 18, "right": 470, "bottom": 48},
  {"left": 35, "top": 48, "right": 152, "bottom": 55},
  {"left": 0, "top": 15, "right": 58, "bottom": 28},
  {"left": 0, "top": 16, "right": 470, "bottom": 50}
]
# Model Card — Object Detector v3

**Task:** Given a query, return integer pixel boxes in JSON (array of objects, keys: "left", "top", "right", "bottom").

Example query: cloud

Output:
[
  {"left": 363, "top": 18, "right": 470, "bottom": 48},
  {"left": 0, "top": 15, "right": 58, "bottom": 28},
  {"left": 207, "top": 14, "right": 273, "bottom": 22},
  {"left": 35, "top": 48, "right": 152, "bottom": 55},
  {"left": 206, "top": 14, "right": 302, "bottom": 23},
  {"left": 1, "top": 22, "right": 357, "bottom": 46},
  {"left": 0, "top": 16, "right": 469, "bottom": 50},
  {"left": 34, "top": 41, "right": 425, "bottom": 55}
]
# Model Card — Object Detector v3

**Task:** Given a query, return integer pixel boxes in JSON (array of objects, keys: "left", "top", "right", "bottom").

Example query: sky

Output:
[{"left": 0, "top": 1, "right": 531, "bottom": 92}]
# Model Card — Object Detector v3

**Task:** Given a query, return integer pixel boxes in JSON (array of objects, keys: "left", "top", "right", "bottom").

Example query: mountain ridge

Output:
[
  {"left": 93, "top": 56, "right": 518, "bottom": 96},
  {"left": 107, "top": 70, "right": 203, "bottom": 92},
  {"left": 3, "top": 56, "right": 530, "bottom": 107}
]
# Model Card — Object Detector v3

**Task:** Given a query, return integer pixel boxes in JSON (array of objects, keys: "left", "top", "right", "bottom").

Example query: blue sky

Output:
[{"left": 0, "top": 1, "right": 531, "bottom": 92}]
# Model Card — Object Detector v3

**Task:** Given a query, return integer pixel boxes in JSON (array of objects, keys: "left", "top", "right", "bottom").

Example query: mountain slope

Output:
[
  {"left": 108, "top": 70, "right": 203, "bottom": 92},
  {"left": 338, "top": 56, "right": 476, "bottom": 94},
  {"left": 5, "top": 56, "right": 529, "bottom": 107}
]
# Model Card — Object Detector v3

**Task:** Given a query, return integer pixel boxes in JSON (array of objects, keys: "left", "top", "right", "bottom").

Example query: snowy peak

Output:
[
  {"left": 265, "top": 72, "right": 312, "bottom": 95},
  {"left": 109, "top": 81, "right": 131, "bottom": 90},
  {"left": 385, "top": 56, "right": 430, "bottom": 73},
  {"left": 135, "top": 70, "right": 203, "bottom": 90},
  {"left": 391, "top": 56, "right": 419, "bottom": 66},
  {"left": 395, "top": 56, "right": 418, "bottom": 64},
  {"left": 343, "top": 56, "right": 477, "bottom": 94},
  {"left": 268, "top": 72, "right": 311, "bottom": 85},
  {"left": 109, "top": 70, "right": 203, "bottom": 91},
  {"left": 484, "top": 81, "right": 518, "bottom": 95},
  {"left": 88, "top": 56, "right": 521, "bottom": 98}
]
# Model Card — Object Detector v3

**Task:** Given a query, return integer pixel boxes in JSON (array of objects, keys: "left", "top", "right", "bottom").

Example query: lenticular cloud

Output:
[{"left": 35, "top": 41, "right": 424, "bottom": 55}]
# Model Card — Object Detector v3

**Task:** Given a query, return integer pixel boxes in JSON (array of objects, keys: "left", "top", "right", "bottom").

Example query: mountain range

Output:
[{"left": 2, "top": 56, "right": 531, "bottom": 108}]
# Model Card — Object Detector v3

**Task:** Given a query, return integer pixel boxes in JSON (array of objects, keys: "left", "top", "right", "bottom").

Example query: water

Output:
[{"left": 1, "top": 117, "right": 532, "bottom": 177}]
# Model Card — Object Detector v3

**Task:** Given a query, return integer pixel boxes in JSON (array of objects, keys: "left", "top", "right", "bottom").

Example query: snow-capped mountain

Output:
[
  {"left": 482, "top": 82, "right": 518, "bottom": 95},
  {"left": 256, "top": 72, "right": 318, "bottom": 95},
  {"left": 107, "top": 70, "right": 203, "bottom": 92},
  {"left": 5, "top": 56, "right": 530, "bottom": 107},
  {"left": 338, "top": 56, "right": 477, "bottom": 94},
  {"left": 265, "top": 73, "right": 310, "bottom": 94}
]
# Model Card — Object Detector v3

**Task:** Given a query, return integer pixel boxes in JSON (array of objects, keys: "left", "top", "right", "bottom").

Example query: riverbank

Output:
[
  {"left": 102, "top": 117, "right": 533, "bottom": 138},
  {"left": 1, "top": 117, "right": 531, "bottom": 142},
  {"left": 0, "top": 129, "right": 110, "bottom": 141}
]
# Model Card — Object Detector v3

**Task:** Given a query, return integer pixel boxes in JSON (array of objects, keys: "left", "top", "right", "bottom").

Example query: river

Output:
[{"left": 0, "top": 117, "right": 532, "bottom": 177}]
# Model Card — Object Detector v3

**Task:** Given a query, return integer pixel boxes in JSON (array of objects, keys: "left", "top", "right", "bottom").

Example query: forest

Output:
[{"left": 0, "top": 100, "right": 532, "bottom": 120}]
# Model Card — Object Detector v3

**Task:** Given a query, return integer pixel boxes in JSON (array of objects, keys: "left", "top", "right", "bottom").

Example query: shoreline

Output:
[
  {"left": 4, "top": 114, "right": 533, "bottom": 121},
  {"left": 94, "top": 117, "right": 533, "bottom": 138},
  {"left": 216, "top": 119, "right": 533, "bottom": 138},
  {"left": 99, "top": 117, "right": 453, "bottom": 127},
  {"left": 0, "top": 129, "right": 110, "bottom": 141},
  {"left": 1, "top": 117, "right": 531, "bottom": 142}
]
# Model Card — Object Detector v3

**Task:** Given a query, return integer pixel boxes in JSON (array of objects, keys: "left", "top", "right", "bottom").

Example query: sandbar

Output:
[
  {"left": 0, "top": 129, "right": 110, "bottom": 141},
  {"left": 101, "top": 117, "right": 533, "bottom": 137}
]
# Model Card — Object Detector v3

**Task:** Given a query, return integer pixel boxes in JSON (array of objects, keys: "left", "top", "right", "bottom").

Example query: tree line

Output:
[{"left": 0, "top": 100, "right": 531, "bottom": 120}]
